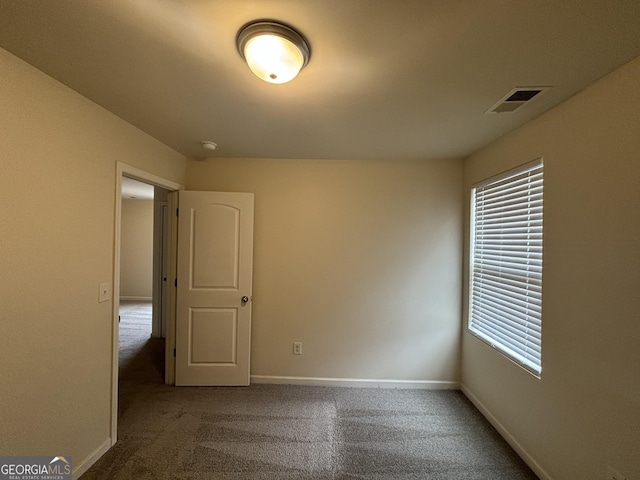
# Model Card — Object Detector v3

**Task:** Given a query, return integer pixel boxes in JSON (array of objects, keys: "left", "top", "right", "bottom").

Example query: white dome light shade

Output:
[
  {"left": 237, "top": 21, "right": 310, "bottom": 84},
  {"left": 244, "top": 34, "right": 303, "bottom": 84}
]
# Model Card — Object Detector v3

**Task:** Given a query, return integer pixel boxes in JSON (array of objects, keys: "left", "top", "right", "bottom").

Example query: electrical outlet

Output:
[
  {"left": 606, "top": 467, "right": 626, "bottom": 480},
  {"left": 293, "top": 342, "right": 302, "bottom": 355}
]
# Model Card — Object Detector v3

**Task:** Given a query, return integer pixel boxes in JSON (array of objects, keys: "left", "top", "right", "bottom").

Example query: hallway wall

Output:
[{"left": 120, "top": 199, "right": 154, "bottom": 299}]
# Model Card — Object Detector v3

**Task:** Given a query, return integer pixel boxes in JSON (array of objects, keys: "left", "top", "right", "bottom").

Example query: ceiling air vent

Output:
[{"left": 486, "top": 87, "right": 550, "bottom": 114}]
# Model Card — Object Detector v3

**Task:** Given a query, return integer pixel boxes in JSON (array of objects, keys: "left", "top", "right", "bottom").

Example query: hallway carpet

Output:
[{"left": 80, "top": 304, "right": 538, "bottom": 479}]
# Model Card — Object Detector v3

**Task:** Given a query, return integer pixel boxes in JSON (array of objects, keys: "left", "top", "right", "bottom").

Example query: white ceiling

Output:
[{"left": 1, "top": 1, "right": 640, "bottom": 160}]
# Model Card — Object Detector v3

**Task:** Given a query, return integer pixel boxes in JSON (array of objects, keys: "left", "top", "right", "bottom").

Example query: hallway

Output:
[{"left": 118, "top": 301, "right": 165, "bottom": 411}]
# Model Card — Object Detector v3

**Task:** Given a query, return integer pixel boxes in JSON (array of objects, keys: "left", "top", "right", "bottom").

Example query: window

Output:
[{"left": 469, "top": 159, "right": 543, "bottom": 376}]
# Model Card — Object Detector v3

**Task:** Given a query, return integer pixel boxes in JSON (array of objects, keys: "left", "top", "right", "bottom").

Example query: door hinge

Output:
[
  {"left": 173, "top": 348, "right": 176, "bottom": 357},
  {"left": 176, "top": 208, "right": 179, "bottom": 217},
  {"left": 174, "top": 278, "right": 177, "bottom": 287}
]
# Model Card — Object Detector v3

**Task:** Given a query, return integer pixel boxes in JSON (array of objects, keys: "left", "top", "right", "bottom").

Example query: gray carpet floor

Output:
[{"left": 80, "top": 302, "right": 538, "bottom": 479}]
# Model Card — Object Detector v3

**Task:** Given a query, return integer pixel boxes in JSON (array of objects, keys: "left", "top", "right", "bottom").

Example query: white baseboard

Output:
[
  {"left": 460, "top": 384, "right": 552, "bottom": 480},
  {"left": 119, "top": 296, "right": 152, "bottom": 301},
  {"left": 251, "top": 375, "right": 459, "bottom": 390},
  {"left": 72, "top": 436, "right": 112, "bottom": 480}
]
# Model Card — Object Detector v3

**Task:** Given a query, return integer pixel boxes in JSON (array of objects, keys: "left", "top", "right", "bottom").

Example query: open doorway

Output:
[
  {"left": 120, "top": 179, "right": 168, "bottom": 328},
  {"left": 111, "top": 163, "right": 182, "bottom": 445},
  {"left": 118, "top": 178, "right": 166, "bottom": 409}
]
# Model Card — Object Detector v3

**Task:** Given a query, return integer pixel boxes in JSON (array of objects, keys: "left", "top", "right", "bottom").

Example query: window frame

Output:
[{"left": 468, "top": 158, "right": 543, "bottom": 377}]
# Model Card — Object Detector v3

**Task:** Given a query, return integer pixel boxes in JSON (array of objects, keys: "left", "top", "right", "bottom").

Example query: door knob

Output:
[{"left": 241, "top": 296, "right": 249, "bottom": 304}]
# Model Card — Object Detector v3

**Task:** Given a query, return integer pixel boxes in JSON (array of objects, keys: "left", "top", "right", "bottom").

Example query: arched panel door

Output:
[{"left": 175, "top": 191, "right": 254, "bottom": 386}]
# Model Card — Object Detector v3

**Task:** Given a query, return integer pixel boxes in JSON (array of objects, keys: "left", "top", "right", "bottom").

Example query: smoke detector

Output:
[{"left": 201, "top": 141, "right": 218, "bottom": 152}]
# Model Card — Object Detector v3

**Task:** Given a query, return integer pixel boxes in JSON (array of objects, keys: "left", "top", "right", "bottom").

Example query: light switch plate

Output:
[{"left": 99, "top": 282, "right": 111, "bottom": 303}]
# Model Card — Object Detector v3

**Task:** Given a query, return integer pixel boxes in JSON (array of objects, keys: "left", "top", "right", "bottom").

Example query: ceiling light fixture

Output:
[{"left": 236, "top": 20, "right": 310, "bottom": 84}]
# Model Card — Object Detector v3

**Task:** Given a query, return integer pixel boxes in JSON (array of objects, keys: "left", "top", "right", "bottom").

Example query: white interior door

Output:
[{"left": 175, "top": 191, "right": 254, "bottom": 386}]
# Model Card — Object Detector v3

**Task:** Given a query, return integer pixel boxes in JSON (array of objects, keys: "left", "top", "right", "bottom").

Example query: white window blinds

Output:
[{"left": 469, "top": 159, "right": 543, "bottom": 376}]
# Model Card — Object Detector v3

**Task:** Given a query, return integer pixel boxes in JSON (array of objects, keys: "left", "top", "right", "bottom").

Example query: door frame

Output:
[
  {"left": 154, "top": 202, "right": 169, "bottom": 338},
  {"left": 111, "top": 162, "right": 183, "bottom": 445}
]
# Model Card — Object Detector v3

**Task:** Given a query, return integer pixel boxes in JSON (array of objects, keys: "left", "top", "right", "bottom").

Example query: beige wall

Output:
[
  {"left": 461, "top": 56, "right": 640, "bottom": 479},
  {"left": 120, "top": 199, "right": 154, "bottom": 299},
  {"left": 186, "top": 157, "right": 463, "bottom": 383},
  {"left": 0, "top": 47, "right": 185, "bottom": 470}
]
